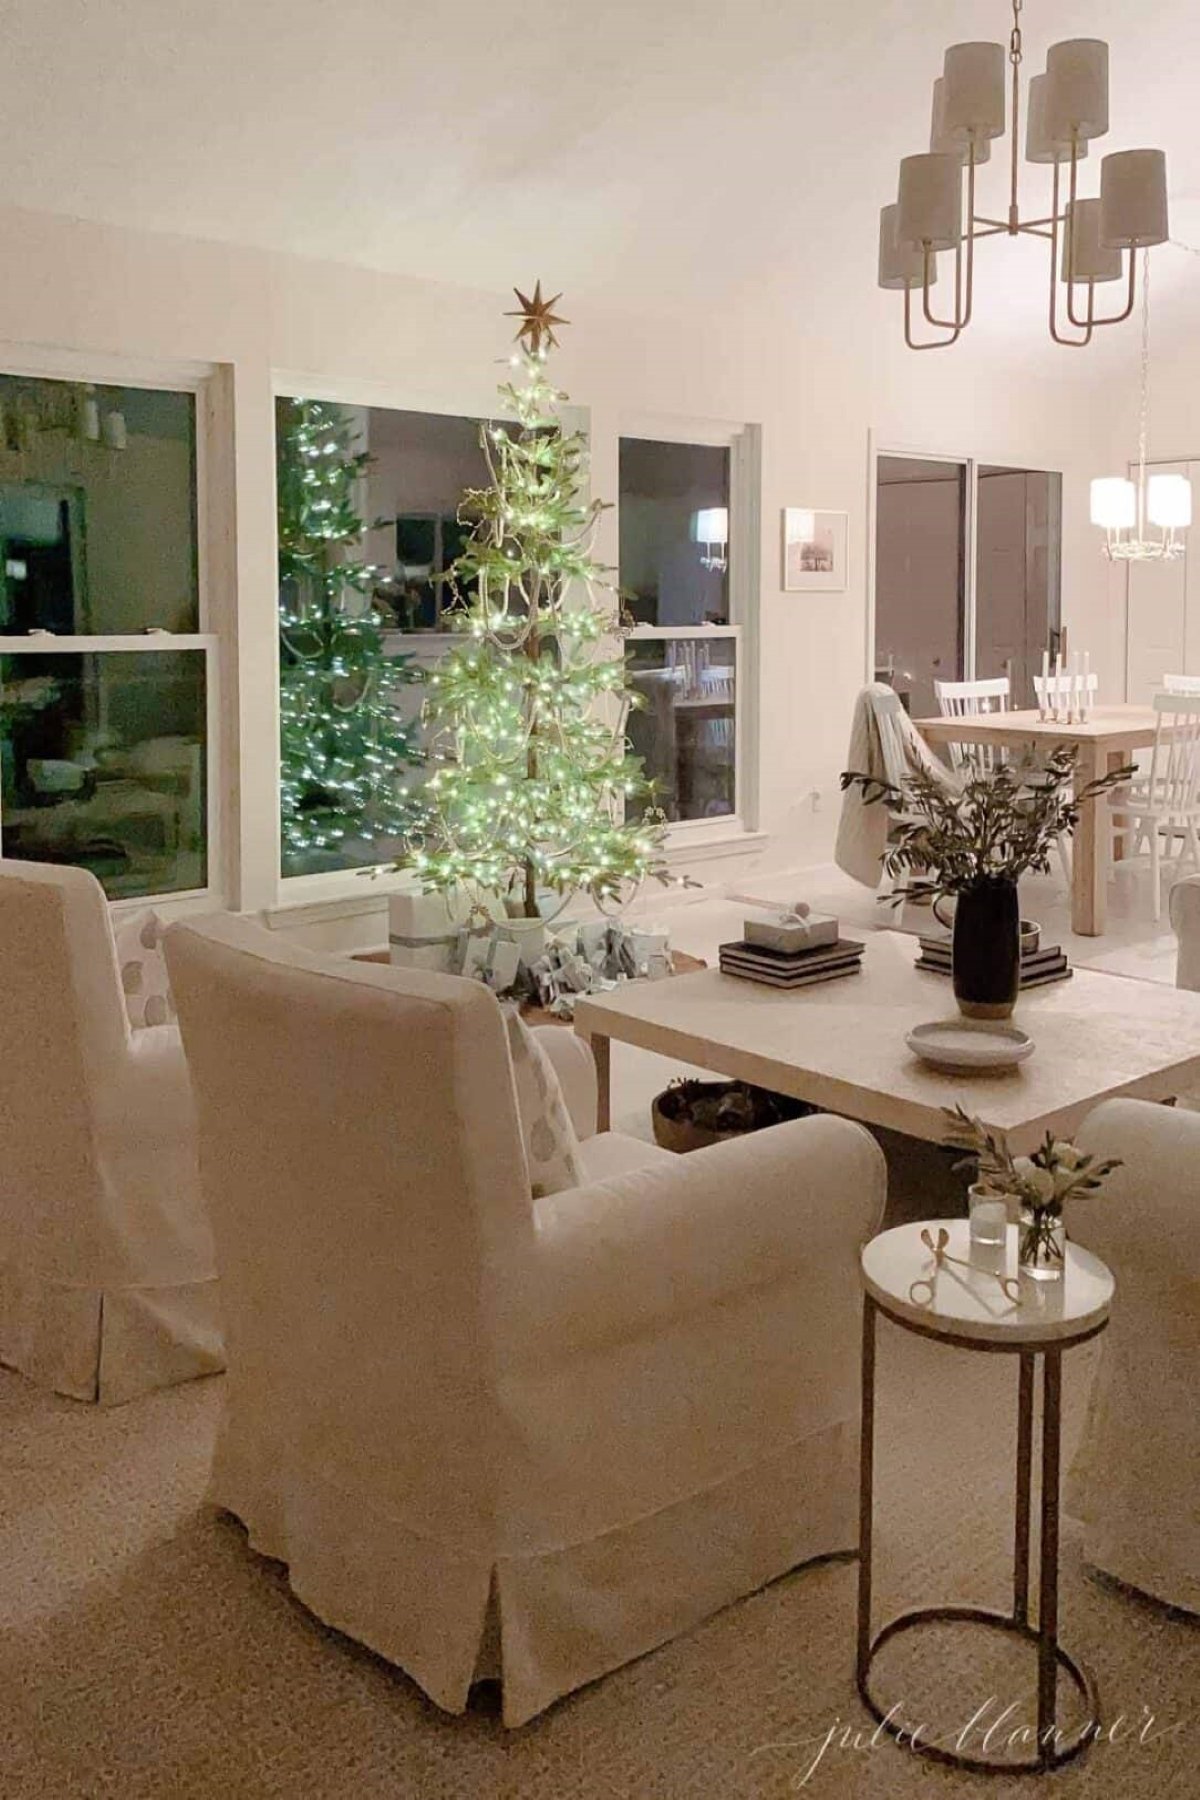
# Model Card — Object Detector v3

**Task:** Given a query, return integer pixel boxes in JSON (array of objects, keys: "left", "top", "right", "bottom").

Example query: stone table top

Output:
[
  {"left": 573, "top": 930, "right": 1200, "bottom": 1150},
  {"left": 861, "top": 1218, "right": 1114, "bottom": 1347}
]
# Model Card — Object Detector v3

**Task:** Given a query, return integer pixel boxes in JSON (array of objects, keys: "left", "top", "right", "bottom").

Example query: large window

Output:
[
  {"left": 0, "top": 372, "right": 212, "bottom": 899},
  {"left": 276, "top": 397, "right": 490, "bottom": 879},
  {"left": 619, "top": 436, "right": 740, "bottom": 826}
]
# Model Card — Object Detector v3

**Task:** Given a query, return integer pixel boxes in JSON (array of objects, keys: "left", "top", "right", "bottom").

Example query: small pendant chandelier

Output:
[
  {"left": 878, "top": 0, "right": 1171, "bottom": 351},
  {"left": 1091, "top": 250, "right": 1191, "bottom": 562}
]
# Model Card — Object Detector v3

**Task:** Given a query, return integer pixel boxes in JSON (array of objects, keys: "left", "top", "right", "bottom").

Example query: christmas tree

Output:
[
  {"left": 405, "top": 285, "right": 666, "bottom": 917},
  {"left": 276, "top": 397, "right": 422, "bottom": 874}
]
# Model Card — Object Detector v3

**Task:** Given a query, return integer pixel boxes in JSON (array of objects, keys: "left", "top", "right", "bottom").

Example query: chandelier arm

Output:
[
  {"left": 1063, "top": 141, "right": 1135, "bottom": 333},
  {"left": 1080, "top": 252, "right": 1138, "bottom": 330},
  {"left": 921, "top": 153, "right": 975, "bottom": 332},
  {"left": 904, "top": 281, "right": 959, "bottom": 349},
  {"left": 961, "top": 150, "right": 977, "bottom": 327},
  {"left": 921, "top": 240, "right": 962, "bottom": 330},
  {"left": 1049, "top": 157, "right": 1093, "bottom": 346}
]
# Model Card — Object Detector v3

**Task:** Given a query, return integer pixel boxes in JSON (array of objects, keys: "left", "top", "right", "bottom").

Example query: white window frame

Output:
[
  {"left": 270, "top": 369, "right": 592, "bottom": 907},
  {"left": 618, "top": 415, "right": 760, "bottom": 844},
  {"left": 0, "top": 347, "right": 225, "bottom": 918}
]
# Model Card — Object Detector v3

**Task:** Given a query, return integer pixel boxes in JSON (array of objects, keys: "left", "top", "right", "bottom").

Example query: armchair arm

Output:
[
  {"left": 530, "top": 1024, "right": 599, "bottom": 1139},
  {"left": 509, "top": 1113, "right": 885, "bottom": 1359},
  {"left": 1075, "top": 1098, "right": 1200, "bottom": 1271},
  {"left": 1170, "top": 876, "right": 1200, "bottom": 992}
]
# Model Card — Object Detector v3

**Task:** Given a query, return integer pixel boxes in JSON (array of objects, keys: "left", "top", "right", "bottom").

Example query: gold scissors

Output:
[{"left": 909, "top": 1226, "right": 1022, "bottom": 1310}]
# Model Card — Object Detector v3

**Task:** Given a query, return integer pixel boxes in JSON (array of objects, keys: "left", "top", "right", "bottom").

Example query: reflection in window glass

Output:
[
  {"left": 276, "top": 400, "right": 498, "bottom": 879},
  {"left": 0, "top": 375, "right": 198, "bottom": 634},
  {"left": 619, "top": 438, "right": 730, "bottom": 627},
  {"left": 626, "top": 637, "right": 736, "bottom": 823},
  {"left": 0, "top": 651, "right": 207, "bottom": 897},
  {"left": 364, "top": 408, "right": 489, "bottom": 633}
]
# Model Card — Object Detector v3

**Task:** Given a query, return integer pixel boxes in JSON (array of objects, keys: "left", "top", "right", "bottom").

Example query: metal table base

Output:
[{"left": 856, "top": 1294, "right": 1107, "bottom": 1774}]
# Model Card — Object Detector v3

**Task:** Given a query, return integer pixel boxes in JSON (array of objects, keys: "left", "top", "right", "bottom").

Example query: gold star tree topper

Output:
[{"left": 506, "top": 281, "right": 568, "bottom": 355}]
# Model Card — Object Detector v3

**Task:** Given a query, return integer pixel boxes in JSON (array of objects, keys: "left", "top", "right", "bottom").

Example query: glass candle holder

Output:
[{"left": 969, "top": 1187, "right": 1009, "bottom": 1249}]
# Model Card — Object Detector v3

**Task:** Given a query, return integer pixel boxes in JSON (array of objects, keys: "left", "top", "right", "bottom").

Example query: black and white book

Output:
[
  {"left": 917, "top": 935, "right": 1069, "bottom": 976},
  {"left": 915, "top": 952, "right": 1073, "bottom": 991},
  {"left": 718, "top": 957, "right": 865, "bottom": 991},
  {"left": 719, "top": 936, "right": 865, "bottom": 973}
]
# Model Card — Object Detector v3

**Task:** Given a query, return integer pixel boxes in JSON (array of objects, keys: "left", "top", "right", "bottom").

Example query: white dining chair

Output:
[
  {"left": 1163, "top": 672, "right": 1200, "bottom": 696},
  {"left": 935, "top": 676, "right": 1073, "bottom": 888},
  {"left": 1108, "top": 694, "right": 1200, "bottom": 920},
  {"left": 934, "top": 676, "right": 1011, "bottom": 776}
]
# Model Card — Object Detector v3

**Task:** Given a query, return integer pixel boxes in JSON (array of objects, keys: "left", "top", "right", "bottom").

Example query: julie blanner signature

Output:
[{"left": 752, "top": 1700, "right": 1188, "bottom": 1788}]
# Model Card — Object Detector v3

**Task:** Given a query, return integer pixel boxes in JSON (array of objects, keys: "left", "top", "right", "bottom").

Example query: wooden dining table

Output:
[{"left": 913, "top": 705, "right": 1163, "bottom": 938}]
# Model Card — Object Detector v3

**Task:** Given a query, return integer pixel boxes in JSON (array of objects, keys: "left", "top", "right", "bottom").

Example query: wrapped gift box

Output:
[
  {"left": 744, "top": 910, "right": 839, "bottom": 955},
  {"left": 388, "top": 888, "right": 503, "bottom": 972}
]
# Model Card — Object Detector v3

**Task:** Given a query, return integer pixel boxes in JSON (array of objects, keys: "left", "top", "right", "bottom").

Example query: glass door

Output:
[
  {"left": 874, "top": 454, "right": 966, "bottom": 718},
  {"left": 873, "top": 452, "right": 1062, "bottom": 715},
  {"left": 976, "top": 465, "right": 1062, "bottom": 707}
]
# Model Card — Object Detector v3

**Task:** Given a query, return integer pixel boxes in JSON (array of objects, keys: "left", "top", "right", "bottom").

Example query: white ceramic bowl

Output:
[{"left": 906, "top": 1018, "right": 1035, "bottom": 1074}]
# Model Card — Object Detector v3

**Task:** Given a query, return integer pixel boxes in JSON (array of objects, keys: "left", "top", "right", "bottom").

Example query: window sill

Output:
[
  {"left": 664, "top": 828, "right": 768, "bottom": 867},
  {"left": 263, "top": 868, "right": 417, "bottom": 930}
]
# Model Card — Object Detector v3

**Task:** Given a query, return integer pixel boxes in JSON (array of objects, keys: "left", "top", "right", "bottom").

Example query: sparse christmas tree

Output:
[
  {"left": 405, "top": 285, "right": 666, "bottom": 917},
  {"left": 276, "top": 397, "right": 422, "bottom": 874}
]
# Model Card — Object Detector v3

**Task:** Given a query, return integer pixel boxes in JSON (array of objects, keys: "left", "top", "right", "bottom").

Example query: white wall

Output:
[{"left": 0, "top": 202, "right": 1125, "bottom": 923}]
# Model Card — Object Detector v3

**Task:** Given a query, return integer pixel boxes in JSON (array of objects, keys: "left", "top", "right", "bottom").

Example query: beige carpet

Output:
[{"left": 1, "top": 1327, "right": 1196, "bottom": 1799}]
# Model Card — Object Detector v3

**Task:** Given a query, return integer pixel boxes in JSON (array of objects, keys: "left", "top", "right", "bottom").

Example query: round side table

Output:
[{"left": 856, "top": 1218, "right": 1114, "bottom": 1775}]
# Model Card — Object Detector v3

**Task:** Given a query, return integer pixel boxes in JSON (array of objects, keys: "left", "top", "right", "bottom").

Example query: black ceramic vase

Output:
[{"left": 949, "top": 877, "right": 1021, "bottom": 1020}]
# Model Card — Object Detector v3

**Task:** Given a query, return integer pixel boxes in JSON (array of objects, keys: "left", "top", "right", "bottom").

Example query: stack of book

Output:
[
  {"left": 915, "top": 934, "right": 1072, "bottom": 990},
  {"left": 718, "top": 936, "right": 866, "bottom": 990}
]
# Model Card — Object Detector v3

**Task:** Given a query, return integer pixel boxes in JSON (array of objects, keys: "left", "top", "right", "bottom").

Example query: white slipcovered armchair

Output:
[
  {"left": 1068, "top": 1099, "right": 1200, "bottom": 1614},
  {"left": 0, "top": 860, "right": 221, "bottom": 1403},
  {"left": 164, "top": 912, "right": 886, "bottom": 1726}
]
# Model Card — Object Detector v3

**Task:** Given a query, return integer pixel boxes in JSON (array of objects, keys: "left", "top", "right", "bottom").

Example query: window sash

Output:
[
  {"left": 625, "top": 624, "right": 742, "bottom": 832},
  {"left": 0, "top": 634, "right": 222, "bottom": 907}
]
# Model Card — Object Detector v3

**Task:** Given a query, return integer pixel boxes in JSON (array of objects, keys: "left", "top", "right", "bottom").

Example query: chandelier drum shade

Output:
[{"left": 880, "top": 0, "right": 1173, "bottom": 350}]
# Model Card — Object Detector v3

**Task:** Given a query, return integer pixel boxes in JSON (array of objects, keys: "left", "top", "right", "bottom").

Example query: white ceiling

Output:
[{"left": 3, "top": 0, "right": 1198, "bottom": 338}]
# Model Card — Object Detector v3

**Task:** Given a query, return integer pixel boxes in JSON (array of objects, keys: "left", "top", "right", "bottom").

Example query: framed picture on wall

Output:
[{"left": 781, "top": 508, "right": 847, "bottom": 592}]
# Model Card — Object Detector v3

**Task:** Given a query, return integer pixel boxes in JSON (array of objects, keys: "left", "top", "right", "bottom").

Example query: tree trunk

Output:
[{"left": 523, "top": 616, "right": 540, "bottom": 917}]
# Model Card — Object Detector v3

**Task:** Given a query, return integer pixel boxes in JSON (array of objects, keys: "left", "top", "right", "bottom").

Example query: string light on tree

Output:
[{"left": 402, "top": 286, "right": 667, "bottom": 916}]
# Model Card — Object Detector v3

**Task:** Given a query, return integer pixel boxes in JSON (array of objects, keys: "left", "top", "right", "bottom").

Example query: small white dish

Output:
[{"left": 906, "top": 1018, "right": 1034, "bottom": 1074}]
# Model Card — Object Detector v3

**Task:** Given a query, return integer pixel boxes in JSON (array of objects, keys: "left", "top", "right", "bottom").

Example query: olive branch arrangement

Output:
[{"left": 840, "top": 747, "right": 1133, "bottom": 902}]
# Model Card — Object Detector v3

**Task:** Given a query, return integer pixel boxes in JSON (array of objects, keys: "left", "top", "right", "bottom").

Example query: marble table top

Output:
[
  {"left": 861, "top": 1218, "right": 1114, "bottom": 1346},
  {"left": 573, "top": 930, "right": 1200, "bottom": 1150}
]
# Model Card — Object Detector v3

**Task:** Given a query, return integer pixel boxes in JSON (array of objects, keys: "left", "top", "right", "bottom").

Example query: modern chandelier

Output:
[
  {"left": 878, "top": 0, "right": 1171, "bottom": 350},
  {"left": 1090, "top": 251, "right": 1191, "bottom": 561}
]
